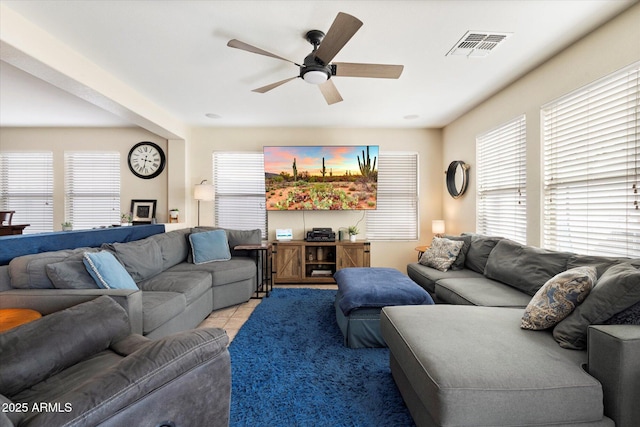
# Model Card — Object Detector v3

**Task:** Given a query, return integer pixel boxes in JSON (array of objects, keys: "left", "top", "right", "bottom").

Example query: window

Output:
[
  {"left": 543, "top": 62, "right": 639, "bottom": 257},
  {"left": 65, "top": 152, "right": 120, "bottom": 230},
  {"left": 0, "top": 152, "right": 54, "bottom": 234},
  {"left": 213, "top": 152, "right": 267, "bottom": 239},
  {"left": 366, "top": 152, "right": 418, "bottom": 240},
  {"left": 476, "top": 115, "right": 527, "bottom": 243}
]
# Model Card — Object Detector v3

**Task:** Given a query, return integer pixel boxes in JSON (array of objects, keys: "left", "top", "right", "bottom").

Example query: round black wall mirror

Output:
[{"left": 446, "top": 161, "right": 469, "bottom": 199}]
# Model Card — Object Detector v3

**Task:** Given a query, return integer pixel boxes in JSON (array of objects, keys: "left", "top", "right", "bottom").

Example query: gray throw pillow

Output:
[
  {"left": 46, "top": 260, "right": 99, "bottom": 289},
  {"left": 462, "top": 233, "right": 503, "bottom": 274},
  {"left": 444, "top": 234, "right": 471, "bottom": 271},
  {"left": 419, "top": 237, "right": 464, "bottom": 272},
  {"left": 103, "top": 238, "right": 163, "bottom": 282},
  {"left": 484, "top": 239, "right": 572, "bottom": 296},
  {"left": 553, "top": 262, "right": 640, "bottom": 350},
  {"left": 521, "top": 266, "right": 596, "bottom": 330}
]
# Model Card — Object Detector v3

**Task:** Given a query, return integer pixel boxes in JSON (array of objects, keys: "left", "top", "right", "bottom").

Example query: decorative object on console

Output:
[
  {"left": 61, "top": 222, "right": 73, "bottom": 231},
  {"left": 169, "top": 208, "right": 179, "bottom": 223},
  {"left": 276, "top": 229, "right": 293, "bottom": 241},
  {"left": 432, "top": 219, "right": 445, "bottom": 237},
  {"left": 306, "top": 228, "right": 336, "bottom": 242},
  {"left": 130, "top": 200, "right": 156, "bottom": 224},
  {"left": 446, "top": 160, "right": 470, "bottom": 199},
  {"left": 348, "top": 225, "right": 359, "bottom": 242},
  {"left": 194, "top": 180, "right": 215, "bottom": 226},
  {"left": 127, "top": 141, "right": 166, "bottom": 179}
]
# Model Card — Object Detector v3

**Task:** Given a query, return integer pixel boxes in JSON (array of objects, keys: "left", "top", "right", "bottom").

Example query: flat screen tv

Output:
[{"left": 264, "top": 145, "right": 378, "bottom": 210}]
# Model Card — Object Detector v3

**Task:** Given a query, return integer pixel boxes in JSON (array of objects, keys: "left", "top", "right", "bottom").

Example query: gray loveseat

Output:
[
  {"left": 381, "top": 234, "right": 640, "bottom": 427},
  {"left": 1, "top": 295, "right": 231, "bottom": 426},
  {"left": 0, "top": 227, "right": 261, "bottom": 339}
]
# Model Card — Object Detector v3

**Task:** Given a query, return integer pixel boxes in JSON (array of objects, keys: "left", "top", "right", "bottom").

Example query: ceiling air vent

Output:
[{"left": 446, "top": 31, "right": 512, "bottom": 58}]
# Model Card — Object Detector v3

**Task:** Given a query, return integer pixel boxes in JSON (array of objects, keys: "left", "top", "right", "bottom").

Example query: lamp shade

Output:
[
  {"left": 432, "top": 220, "right": 445, "bottom": 235},
  {"left": 194, "top": 182, "right": 215, "bottom": 201}
]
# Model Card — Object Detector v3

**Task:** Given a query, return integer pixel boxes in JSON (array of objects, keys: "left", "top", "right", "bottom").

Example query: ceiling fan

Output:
[{"left": 227, "top": 12, "right": 404, "bottom": 105}]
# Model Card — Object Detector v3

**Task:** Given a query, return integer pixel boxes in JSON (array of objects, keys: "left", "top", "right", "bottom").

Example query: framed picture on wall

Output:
[{"left": 130, "top": 199, "right": 157, "bottom": 224}]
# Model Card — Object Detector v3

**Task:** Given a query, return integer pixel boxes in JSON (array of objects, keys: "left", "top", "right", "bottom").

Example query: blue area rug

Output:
[{"left": 228, "top": 288, "right": 415, "bottom": 426}]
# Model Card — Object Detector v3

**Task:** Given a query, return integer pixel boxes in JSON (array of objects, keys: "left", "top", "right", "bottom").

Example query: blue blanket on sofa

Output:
[{"left": 334, "top": 267, "right": 433, "bottom": 315}]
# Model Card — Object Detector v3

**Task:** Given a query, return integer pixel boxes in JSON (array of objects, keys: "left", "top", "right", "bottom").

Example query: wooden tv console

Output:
[{"left": 272, "top": 240, "right": 370, "bottom": 284}]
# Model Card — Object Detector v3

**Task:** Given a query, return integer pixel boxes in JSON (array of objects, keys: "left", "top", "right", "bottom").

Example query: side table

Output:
[
  {"left": 0, "top": 308, "right": 42, "bottom": 332},
  {"left": 234, "top": 243, "right": 272, "bottom": 299},
  {"left": 415, "top": 245, "right": 429, "bottom": 261}
]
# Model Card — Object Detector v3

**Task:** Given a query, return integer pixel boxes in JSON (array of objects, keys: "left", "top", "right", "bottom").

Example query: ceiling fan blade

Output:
[
  {"left": 227, "top": 39, "right": 298, "bottom": 65},
  {"left": 252, "top": 76, "right": 299, "bottom": 93},
  {"left": 314, "top": 12, "right": 363, "bottom": 65},
  {"left": 333, "top": 62, "right": 404, "bottom": 79},
  {"left": 318, "top": 79, "right": 343, "bottom": 105}
]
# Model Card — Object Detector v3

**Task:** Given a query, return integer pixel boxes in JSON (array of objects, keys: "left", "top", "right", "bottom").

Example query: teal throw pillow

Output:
[
  {"left": 189, "top": 229, "right": 231, "bottom": 264},
  {"left": 82, "top": 251, "right": 138, "bottom": 290}
]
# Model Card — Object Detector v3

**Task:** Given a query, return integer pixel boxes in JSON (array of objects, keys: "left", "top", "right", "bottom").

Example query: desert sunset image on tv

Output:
[{"left": 264, "top": 145, "right": 378, "bottom": 210}]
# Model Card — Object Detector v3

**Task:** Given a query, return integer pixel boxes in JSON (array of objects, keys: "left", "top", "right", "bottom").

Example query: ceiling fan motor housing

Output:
[{"left": 301, "top": 30, "right": 331, "bottom": 84}]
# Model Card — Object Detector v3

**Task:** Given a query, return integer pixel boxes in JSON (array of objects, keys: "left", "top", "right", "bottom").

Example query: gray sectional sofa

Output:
[
  {"left": 0, "top": 227, "right": 261, "bottom": 339},
  {"left": 381, "top": 234, "right": 640, "bottom": 427}
]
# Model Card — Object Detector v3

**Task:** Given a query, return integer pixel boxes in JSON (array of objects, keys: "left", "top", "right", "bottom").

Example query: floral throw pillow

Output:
[
  {"left": 419, "top": 237, "right": 464, "bottom": 272},
  {"left": 521, "top": 266, "right": 597, "bottom": 330}
]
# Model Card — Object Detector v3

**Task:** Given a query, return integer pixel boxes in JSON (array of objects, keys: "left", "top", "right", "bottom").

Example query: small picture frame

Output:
[{"left": 130, "top": 199, "right": 157, "bottom": 224}]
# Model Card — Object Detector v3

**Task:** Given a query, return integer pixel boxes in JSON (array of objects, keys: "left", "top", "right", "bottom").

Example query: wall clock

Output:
[{"left": 127, "top": 142, "right": 166, "bottom": 179}]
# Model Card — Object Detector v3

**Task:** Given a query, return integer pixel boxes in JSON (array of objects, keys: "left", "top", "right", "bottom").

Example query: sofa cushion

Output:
[
  {"left": 141, "top": 292, "right": 186, "bottom": 334},
  {"left": 137, "top": 271, "right": 211, "bottom": 306},
  {"left": 149, "top": 229, "right": 190, "bottom": 270},
  {"left": 554, "top": 262, "right": 640, "bottom": 350},
  {"left": 406, "top": 262, "right": 485, "bottom": 294},
  {"left": 189, "top": 230, "right": 232, "bottom": 264},
  {"left": 83, "top": 251, "right": 138, "bottom": 290},
  {"left": 0, "top": 296, "right": 129, "bottom": 396},
  {"left": 521, "top": 266, "right": 596, "bottom": 330},
  {"left": 444, "top": 234, "right": 471, "bottom": 271},
  {"left": 461, "top": 233, "right": 503, "bottom": 274},
  {"left": 435, "top": 278, "right": 532, "bottom": 307},
  {"left": 418, "top": 237, "right": 464, "bottom": 272},
  {"left": 484, "top": 239, "right": 572, "bottom": 296},
  {"left": 566, "top": 254, "right": 628, "bottom": 278},
  {"left": 104, "top": 239, "right": 164, "bottom": 282},
  {"left": 46, "top": 260, "right": 99, "bottom": 289},
  {"left": 168, "top": 258, "right": 255, "bottom": 287},
  {"left": 380, "top": 305, "right": 604, "bottom": 426}
]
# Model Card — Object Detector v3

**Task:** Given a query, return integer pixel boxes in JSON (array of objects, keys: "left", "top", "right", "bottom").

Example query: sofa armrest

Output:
[
  {"left": 588, "top": 324, "right": 640, "bottom": 427},
  {"left": 0, "top": 289, "right": 143, "bottom": 335}
]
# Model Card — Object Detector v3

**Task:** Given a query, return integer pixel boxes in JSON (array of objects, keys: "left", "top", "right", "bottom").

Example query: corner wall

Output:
[{"left": 442, "top": 3, "right": 640, "bottom": 245}]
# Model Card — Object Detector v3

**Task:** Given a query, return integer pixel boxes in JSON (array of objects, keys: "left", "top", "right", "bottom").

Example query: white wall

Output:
[
  {"left": 189, "top": 127, "right": 443, "bottom": 271},
  {"left": 0, "top": 127, "right": 169, "bottom": 228},
  {"left": 442, "top": 3, "right": 640, "bottom": 245}
]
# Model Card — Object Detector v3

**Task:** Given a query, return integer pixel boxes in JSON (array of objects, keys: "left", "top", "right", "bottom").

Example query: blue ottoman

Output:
[{"left": 334, "top": 267, "right": 434, "bottom": 348}]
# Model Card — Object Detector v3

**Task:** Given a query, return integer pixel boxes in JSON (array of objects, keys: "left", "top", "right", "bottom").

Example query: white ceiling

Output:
[{"left": 0, "top": 0, "right": 636, "bottom": 129}]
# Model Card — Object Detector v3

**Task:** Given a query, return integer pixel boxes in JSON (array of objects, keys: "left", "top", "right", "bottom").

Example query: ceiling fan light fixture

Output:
[{"left": 302, "top": 70, "right": 329, "bottom": 84}]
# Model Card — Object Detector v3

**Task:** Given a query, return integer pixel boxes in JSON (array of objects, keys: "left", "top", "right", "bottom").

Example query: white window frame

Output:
[
  {"left": 542, "top": 62, "right": 639, "bottom": 257},
  {"left": 213, "top": 151, "right": 267, "bottom": 239},
  {"left": 366, "top": 151, "right": 419, "bottom": 241},
  {"left": 476, "top": 115, "right": 527, "bottom": 244},
  {"left": 64, "top": 151, "right": 120, "bottom": 230},
  {"left": 0, "top": 152, "right": 54, "bottom": 234}
]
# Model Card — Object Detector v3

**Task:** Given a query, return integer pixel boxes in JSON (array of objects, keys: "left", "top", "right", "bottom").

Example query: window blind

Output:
[
  {"left": 543, "top": 62, "right": 639, "bottom": 257},
  {"left": 65, "top": 152, "right": 120, "bottom": 230},
  {"left": 476, "top": 115, "right": 527, "bottom": 244},
  {"left": 0, "top": 152, "right": 54, "bottom": 234},
  {"left": 366, "top": 152, "right": 418, "bottom": 241},
  {"left": 213, "top": 152, "right": 267, "bottom": 239}
]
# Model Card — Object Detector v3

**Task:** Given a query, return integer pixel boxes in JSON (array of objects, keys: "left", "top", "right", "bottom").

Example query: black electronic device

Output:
[{"left": 305, "top": 227, "right": 336, "bottom": 242}]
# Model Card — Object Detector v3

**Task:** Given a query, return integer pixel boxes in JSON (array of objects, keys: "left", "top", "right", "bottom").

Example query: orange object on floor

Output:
[{"left": 0, "top": 308, "right": 42, "bottom": 332}]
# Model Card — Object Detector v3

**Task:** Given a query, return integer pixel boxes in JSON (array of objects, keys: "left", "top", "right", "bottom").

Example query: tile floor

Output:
[{"left": 197, "top": 284, "right": 337, "bottom": 342}]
